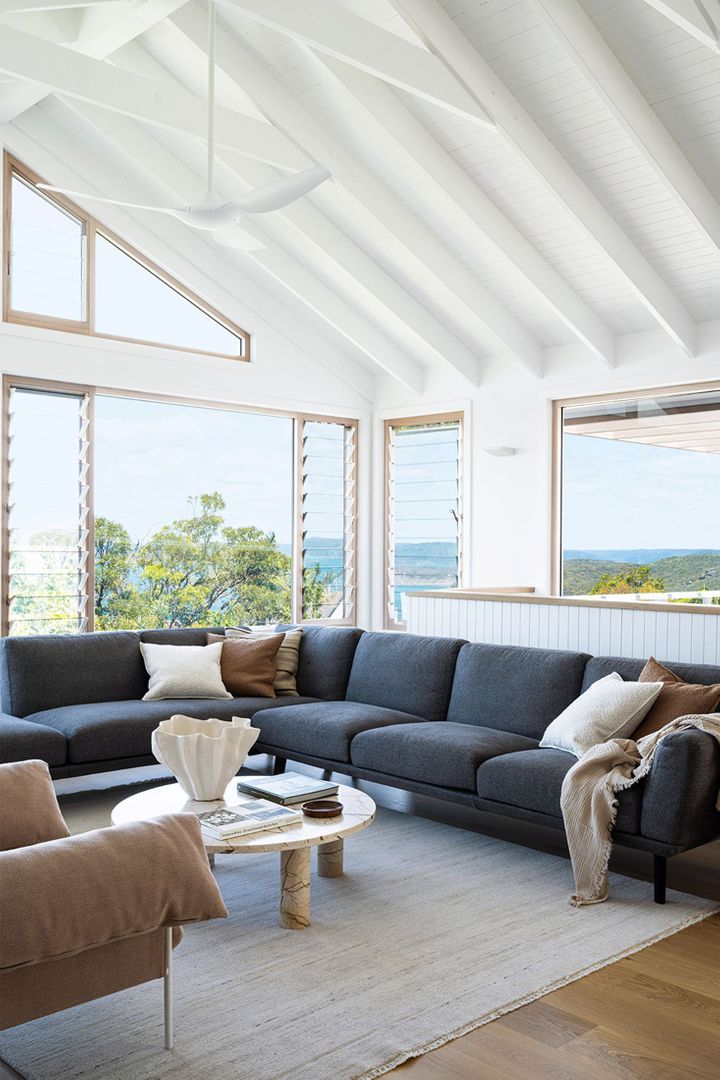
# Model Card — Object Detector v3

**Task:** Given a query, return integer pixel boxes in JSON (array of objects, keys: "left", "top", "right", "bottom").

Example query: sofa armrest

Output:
[
  {"left": 0, "top": 814, "right": 227, "bottom": 972},
  {"left": 641, "top": 731, "right": 720, "bottom": 850}
]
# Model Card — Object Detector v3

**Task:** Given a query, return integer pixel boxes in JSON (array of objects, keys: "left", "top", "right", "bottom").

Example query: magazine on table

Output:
[
  {"left": 236, "top": 771, "right": 339, "bottom": 805},
  {"left": 196, "top": 798, "right": 303, "bottom": 839}
]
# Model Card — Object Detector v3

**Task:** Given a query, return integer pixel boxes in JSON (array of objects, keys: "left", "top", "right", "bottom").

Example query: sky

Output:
[
  {"left": 94, "top": 396, "right": 294, "bottom": 544},
  {"left": 562, "top": 434, "right": 720, "bottom": 550}
]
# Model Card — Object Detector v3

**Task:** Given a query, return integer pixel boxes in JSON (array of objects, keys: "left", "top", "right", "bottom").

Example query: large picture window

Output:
[
  {"left": 555, "top": 384, "right": 720, "bottom": 604},
  {"left": 384, "top": 413, "right": 463, "bottom": 628},
  {"left": 2, "top": 378, "right": 358, "bottom": 635},
  {"left": 3, "top": 154, "right": 250, "bottom": 360}
]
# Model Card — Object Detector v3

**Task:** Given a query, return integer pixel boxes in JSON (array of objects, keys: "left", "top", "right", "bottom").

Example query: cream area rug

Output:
[{"left": 1, "top": 789, "right": 716, "bottom": 1080}]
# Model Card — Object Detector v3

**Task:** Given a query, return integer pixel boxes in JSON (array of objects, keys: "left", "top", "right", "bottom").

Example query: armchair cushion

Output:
[
  {"left": 0, "top": 760, "right": 69, "bottom": 851},
  {"left": 0, "top": 814, "right": 227, "bottom": 972}
]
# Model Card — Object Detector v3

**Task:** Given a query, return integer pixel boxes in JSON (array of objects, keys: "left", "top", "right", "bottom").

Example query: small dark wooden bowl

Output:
[{"left": 302, "top": 799, "right": 343, "bottom": 818}]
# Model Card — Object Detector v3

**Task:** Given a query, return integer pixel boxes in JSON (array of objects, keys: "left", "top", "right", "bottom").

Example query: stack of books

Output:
[
  {"left": 196, "top": 798, "right": 302, "bottom": 840},
  {"left": 236, "top": 771, "right": 339, "bottom": 805}
]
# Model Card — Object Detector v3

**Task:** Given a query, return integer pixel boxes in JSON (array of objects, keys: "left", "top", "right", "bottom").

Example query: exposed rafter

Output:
[
  {"left": 641, "top": 0, "right": 720, "bottom": 53},
  {"left": 3, "top": 111, "right": 380, "bottom": 401},
  {"left": 316, "top": 54, "right": 615, "bottom": 368},
  {"left": 219, "top": 0, "right": 493, "bottom": 128},
  {"left": 173, "top": 2, "right": 545, "bottom": 380},
  {"left": 389, "top": 0, "right": 698, "bottom": 357},
  {"left": 0, "top": 21, "right": 307, "bottom": 168},
  {"left": 0, "top": 0, "right": 189, "bottom": 124},
  {"left": 530, "top": 0, "right": 720, "bottom": 252}
]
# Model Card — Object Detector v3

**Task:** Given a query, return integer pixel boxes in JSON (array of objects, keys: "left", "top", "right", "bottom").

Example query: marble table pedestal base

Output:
[
  {"left": 318, "top": 838, "right": 344, "bottom": 878},
  {"left": 280, "top": 848, "right": 311, "bottom": 930}
]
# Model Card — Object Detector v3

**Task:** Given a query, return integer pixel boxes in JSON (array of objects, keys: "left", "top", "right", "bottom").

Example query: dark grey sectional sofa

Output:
[{"left": 1, "top": 625, "right": 718, "bottom": 903}]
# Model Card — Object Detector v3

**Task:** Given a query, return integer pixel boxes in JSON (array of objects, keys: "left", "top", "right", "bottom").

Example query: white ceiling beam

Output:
[
  {"left": 641, "top": 0, "right": 720, "bottom": 53},
  {"left": 0, "top": 0, "right": 189, "bottom": 124},
  {"left": 318, "top": 55, "right": 616, "bottom": 368},
  {"left": 531, "top": 0, "right": 720, "bottom": 252},
  {"left": 56, "top": 99, "right": 425, "bottom": 395},
  {"left": 390, "top": 0, "right": 698, "bottom": 358},
  {"left": 3, "top": 113, "right": 378, "bottom": 403},
  {"left": 173, "top": 2, "right": 544, "bottom": 380},
  {"left": 0, "top": 22, "right": 307, "bottom": 169},
  {"left": 220, "top": 0, "right": 493, "bottom": 129},
  {"left": 0, "top": 0, "right": 118, "bottom": 11}
]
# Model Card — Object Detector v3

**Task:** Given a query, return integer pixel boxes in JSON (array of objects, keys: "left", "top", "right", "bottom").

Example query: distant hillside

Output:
[
  {"left": 565, "top": 548, "right": 720, "bottom": 565},
  {"left": 563, "top": 552, "right": 720, "bottom": 594}
]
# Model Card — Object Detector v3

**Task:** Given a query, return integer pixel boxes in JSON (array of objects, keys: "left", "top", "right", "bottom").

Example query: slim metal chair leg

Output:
[
  {"left": 653, "top": 854, "right": 667, "bottom": 905},
  {"left": 164, "top": 927, "right": 174, "bottom": 1050}
]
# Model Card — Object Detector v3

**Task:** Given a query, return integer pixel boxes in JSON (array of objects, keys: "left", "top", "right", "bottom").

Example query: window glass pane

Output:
[
  {"left": 7, "top": 388, "right": 90, "bottom": 635},
  {"left": 93, "top": 396, "right": 293, "bottom": 629},
  {"left": 10, "top": 176, "right": 85, "bottom": 322},
  {"left": 94, "top": 235, "right": 242, "bottom": 355},
  {"left": 302, "top": 420, "right": 356, "bottom": 620},
  {"left": 561, "top": 389, "right": 720, "bottom": 604},
  {"left": 388, "top": 418, "right": 462, "bottom": 624}
]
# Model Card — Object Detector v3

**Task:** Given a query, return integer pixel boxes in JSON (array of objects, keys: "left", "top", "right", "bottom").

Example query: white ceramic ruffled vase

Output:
[{"left": 151, "top": 715, "right": 261, "bottom": 800}]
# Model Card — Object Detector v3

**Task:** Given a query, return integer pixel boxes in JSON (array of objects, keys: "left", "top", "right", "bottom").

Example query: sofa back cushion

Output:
[
  {"left": 581, "top": 656, "right": 720, "bottom": 692},
  {"left": 345, "top": 632, "right": 464, "bottom": 720},
  {"left": 139, "top": 628, "right": 225, "bottom": 646},
  {"left": 276, "top": 626, "right": 364, "bottom": 700},
  {"left": 0, "top": 632, "right": 147, "bottom": 717},
  {"left": 447, "top": 643, "right": 591, "bottom": 739}
]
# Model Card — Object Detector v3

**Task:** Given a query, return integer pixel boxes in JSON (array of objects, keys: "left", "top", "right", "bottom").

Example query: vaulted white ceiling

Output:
[{"left": 1, "top": 0, "right": 719, "bottom": 397}]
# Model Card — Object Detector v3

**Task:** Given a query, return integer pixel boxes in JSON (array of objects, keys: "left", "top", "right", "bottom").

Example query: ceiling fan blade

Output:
[
  {"left": 231, "top": 166, "right": 332, "bottom": 215},
  {"left": 36, "top": 184, "right": 186, "bottom": 216},
  {"left": 213, "top": 227, "right": 265, "bottom": 252}
]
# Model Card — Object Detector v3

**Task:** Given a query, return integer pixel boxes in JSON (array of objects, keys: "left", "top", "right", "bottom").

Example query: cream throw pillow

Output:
[
  {"left": 140, "top": 641, "right": 232, "bottom": 701},
  {"left": 539, "top": 673, "right": 663, "bottom": 758},
  {"left": 225, "top": 627, "right": 302, "bottom": 696}
]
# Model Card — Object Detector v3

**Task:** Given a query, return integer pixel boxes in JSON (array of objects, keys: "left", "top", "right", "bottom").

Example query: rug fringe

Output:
[{"left": 355, "top": 905, "right": 718, "bottom": 1080}]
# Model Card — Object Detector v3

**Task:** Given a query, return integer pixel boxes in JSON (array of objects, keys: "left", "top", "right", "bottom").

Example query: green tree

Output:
[
  {"left": 589, "top": 565, "right": 665, "bottom": 595},
  {"left": 95, "top": 492, "right": 313, "bottom": 629}
]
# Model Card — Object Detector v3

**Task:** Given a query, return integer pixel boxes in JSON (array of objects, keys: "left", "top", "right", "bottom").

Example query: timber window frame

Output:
[
  {"left": 384, "top": 412, "right": 464, "bottom": 630},
  {"left": 551, "top": 379, "right": 720, "bottom": 597},
  {"left": 3, "top": 153, "right": 251, "bottom": 362},
  {"left": 2, "top": 375, "right": 359, "bottom": 635}
]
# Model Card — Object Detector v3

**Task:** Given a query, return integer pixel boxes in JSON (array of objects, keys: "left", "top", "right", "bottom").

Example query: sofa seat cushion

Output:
[
  {"left": 253, "top": 701, "right": 429, "bottom": 763},
  {"left": 27, "top": 697, "right": 320, "bottom": 764},
  {"left": 0, "top": 715, "right": 67, "bottom": 768},
  {"left": 476, "top": 748, "right": 642, "bottom": 834},
  {"left": 352, "top": 723, "right": 538, "bottom": 792}
]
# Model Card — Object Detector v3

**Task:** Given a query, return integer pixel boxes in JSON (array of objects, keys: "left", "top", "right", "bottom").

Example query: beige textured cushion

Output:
[
  {"left": 0, "top": 760, "right": 70, "bottom": 852},
  {"left": 540, "top": 673, "right": 663, "bottom": 758},
  {"left": 634, "top": 656, "right": 720, "bottom": 739},
  {"left": 0, "top": 814, "right": 228, "bottom": 972},
  {"left": 225, "top": 628, "right": 302, "bottom": 696},
  {"left": 140, "top": 641, "right": 232, "bottom": 701},
  {"left": 206, "top": 633, "right": 285, "bottom": 697}
]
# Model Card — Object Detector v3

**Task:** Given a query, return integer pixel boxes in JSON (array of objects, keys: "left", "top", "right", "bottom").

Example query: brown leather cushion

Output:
[
  {"left": 207, "top": 632, "right": 285, "bottom": 697},
  {"left": 0, "top": 760, "right": 70, "bottom": 851},
  {"left": 634, "top": 656, "right": 720, "bottom": 739}
]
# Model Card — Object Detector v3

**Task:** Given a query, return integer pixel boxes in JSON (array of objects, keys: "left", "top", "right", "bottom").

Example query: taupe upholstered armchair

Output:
[{"left": 0, "top": 760, "right": 227, "bottom": 1049}]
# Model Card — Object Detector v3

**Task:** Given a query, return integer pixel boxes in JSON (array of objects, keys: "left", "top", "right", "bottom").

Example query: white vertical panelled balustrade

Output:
[{"left": 405, "top": 594, "right": 720, "bottom": 664}]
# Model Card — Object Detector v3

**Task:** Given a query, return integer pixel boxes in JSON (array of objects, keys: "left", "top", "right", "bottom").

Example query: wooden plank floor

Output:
[{"left": 393, "top": 913, "right": 720, "bottom": 1079}]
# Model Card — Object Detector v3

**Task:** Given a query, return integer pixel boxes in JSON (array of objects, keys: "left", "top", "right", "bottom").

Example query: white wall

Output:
[{"left": 373, "top": 321, "right": 720, "bottom": 628}]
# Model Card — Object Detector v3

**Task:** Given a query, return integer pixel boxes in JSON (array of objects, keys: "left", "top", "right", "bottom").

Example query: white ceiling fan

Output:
[{"left": 37, "top": 0, "right": 331, "bottom": 250}]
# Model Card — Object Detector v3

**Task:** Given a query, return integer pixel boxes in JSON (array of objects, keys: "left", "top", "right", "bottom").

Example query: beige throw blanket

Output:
[{"left": 560, "top": 713, "right": 720, "bottom": 906}]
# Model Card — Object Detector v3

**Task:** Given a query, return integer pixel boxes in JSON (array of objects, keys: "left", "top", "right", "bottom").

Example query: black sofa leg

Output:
[
  {"left": 272, "top": 757, "right": 286, "bottom": 776},
  {"left": 653, "top": 854, "right": 667, "bottom": 904}
]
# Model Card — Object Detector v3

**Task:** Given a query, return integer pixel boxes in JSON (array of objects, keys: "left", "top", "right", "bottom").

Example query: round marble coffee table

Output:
[{"left": 111, "top": 779, "right": 375, "bottom": 930}]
